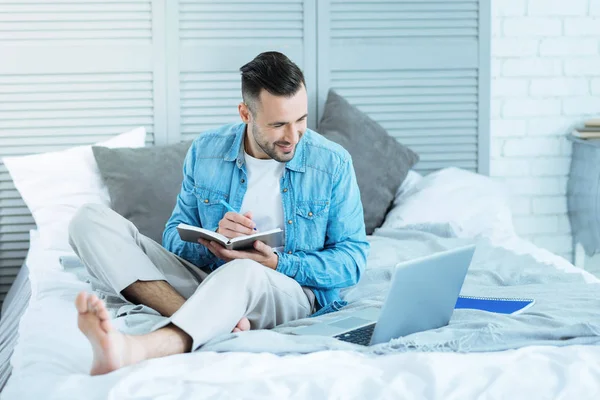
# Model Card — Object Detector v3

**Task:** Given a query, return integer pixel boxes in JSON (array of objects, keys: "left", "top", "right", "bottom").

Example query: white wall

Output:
[{"left": 491, "top": 0, "right": 600, "bottom": 262}]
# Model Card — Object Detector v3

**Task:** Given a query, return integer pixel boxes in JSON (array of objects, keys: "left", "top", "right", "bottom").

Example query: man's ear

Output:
[{"left": 238, "top": 102, "right": 252, "bottom": 124}]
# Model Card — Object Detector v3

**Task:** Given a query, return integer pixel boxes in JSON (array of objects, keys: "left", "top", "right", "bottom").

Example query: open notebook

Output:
[
  {"left": 176, "top": 223, "right": 284, "bottom": 251},
  {"left": 455, "top": 295, "right": 535, "bottom": 315}
]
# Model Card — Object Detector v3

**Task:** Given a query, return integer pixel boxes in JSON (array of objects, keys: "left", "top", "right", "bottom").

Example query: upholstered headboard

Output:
[{"left": 0, "top": 0, "right": 490, "bottom": 307}]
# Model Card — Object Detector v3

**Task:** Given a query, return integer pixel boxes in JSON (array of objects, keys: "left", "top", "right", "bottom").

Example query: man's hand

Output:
[
  {"left": 217, "top": 211, "right": 256, "bottom": 239},
  {"left": 198, "top": 238, "right": 279, "bottom": 270}
]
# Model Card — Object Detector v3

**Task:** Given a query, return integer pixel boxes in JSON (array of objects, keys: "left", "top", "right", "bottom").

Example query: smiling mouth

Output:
[{"left": 276, "top": 143, "right": 294, "bottom": 152}]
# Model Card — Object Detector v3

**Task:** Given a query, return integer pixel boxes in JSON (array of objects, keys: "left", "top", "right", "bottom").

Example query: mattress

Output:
[{"left": 0, "top": 263, "right": 31, "bottom": 393}]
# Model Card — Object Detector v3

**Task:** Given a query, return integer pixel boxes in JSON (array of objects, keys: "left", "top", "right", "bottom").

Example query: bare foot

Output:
[
  {"left": 232, "top": 316, "right": 251, "bottom": 333},
  {"left": 75, "top": 291, "right": 145, "bottom": 375}
]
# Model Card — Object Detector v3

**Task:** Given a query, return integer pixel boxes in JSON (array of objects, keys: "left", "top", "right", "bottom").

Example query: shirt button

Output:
[
  {"left": 308, "top": 212, "right": 313, "bottom": 217},
  {"left": 241, "top": 179, "right": 245, "bottom": 184},
  {"left": 283, "top": 188, "right": 288, "bottom": 193},
  {"left": 288, "top": 251, "right": 292, "bottom": 254},
  {"left": 288, "top": 220, "right": 293, "bottom": 224},
  {"left": 204, "top": 199, "right": 209, "bottom": 203}
]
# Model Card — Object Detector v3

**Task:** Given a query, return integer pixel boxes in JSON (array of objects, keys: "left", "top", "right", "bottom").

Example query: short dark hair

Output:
[{"left": 240, "top": 51, "right": 306, "bottom": 115}]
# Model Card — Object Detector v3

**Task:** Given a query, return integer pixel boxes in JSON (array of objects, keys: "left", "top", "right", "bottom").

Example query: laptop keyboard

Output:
[{"left": 334, "top": 323, "right": 376, "bottom": 346}]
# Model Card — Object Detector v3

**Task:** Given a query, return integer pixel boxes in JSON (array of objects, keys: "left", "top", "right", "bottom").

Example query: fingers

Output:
[
  {"left": 252, "top": 240, "right": 273, "bottom": 256},
  {"left": 219, "top": 212, "right": 256, "bottom": 236},
  {"left": 210, "top": 241, "right": 257, "bottom": 262},
  {"left": 198, "top": 238, "right": 217, "bottom": 258},
  {"left": 199, "top": 238, "right": 272, "bottom": 265},
  {"left": 218, "top": 227, "right": 251, "bottom": 239},
  {"left": 199, "top": 239, "right": 234, "bottom": 262},
  {"left": 211, "top": 242, "right": 236, "bottom": 260},
  {"left": 226, "top": 211, "right": 255, "bottom": 229},
  {"left": 198, "top": 238, "right": 222, "bottom": 257},
  {"left": 225, "top": 242, "right": 272, "bottom": 263}
]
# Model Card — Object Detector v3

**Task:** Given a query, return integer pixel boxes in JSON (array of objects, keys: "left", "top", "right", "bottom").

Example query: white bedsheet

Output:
[{"left": 3, "top": 230, "right": 600, "bottom": 400}]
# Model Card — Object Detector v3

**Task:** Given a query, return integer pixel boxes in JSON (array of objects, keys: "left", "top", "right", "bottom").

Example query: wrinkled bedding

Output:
[
  {"left": 4, "top": 225, "right": 600, "bottom": 400},
  {"left": 85, "top": 224, "right": 600, "bottom": 355}
]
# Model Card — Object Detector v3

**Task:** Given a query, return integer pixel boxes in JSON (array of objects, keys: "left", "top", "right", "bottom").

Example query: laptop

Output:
[{"left": 290, "top": 244, "right": 477, "bottom": 346}]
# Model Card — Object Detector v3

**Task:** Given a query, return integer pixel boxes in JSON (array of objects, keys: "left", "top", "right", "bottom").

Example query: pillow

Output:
[
  {"left": 380, "top": 167, "right": 516, "bottom": 240},
  {"left": 394, "top": 170, "right": 423, "bottom": 201},
  {"left": 317, "top": 89, "right": 419, "bottom": 235},
  {"left": 92, "top": 140, "right": 193, "bottom": 244},
  {"left": 2, "top": 127, "right": 146, "bottom": 251}
]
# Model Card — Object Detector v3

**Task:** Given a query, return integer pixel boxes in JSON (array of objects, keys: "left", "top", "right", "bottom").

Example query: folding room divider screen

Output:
[{"left": 0, "top": 0, "right": 490, "bottom": 307}]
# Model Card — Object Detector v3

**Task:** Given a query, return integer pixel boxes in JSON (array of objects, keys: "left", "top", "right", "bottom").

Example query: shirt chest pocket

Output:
[
  {"left": 295, "top": 200, "right": 329, "bottom": 251},
  {"left": 193, "top": 186, "right": 229, "bottom": 230}
]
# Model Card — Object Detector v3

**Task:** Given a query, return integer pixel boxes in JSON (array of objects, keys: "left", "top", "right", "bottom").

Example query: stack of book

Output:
[{"left": 572, "top": 119, "right": 600, "bottom": 139}]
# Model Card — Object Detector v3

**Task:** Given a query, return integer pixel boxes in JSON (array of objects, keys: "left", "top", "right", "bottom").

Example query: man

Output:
[{"left": 69, "top": 51, "right": 370, "bottom": 375}]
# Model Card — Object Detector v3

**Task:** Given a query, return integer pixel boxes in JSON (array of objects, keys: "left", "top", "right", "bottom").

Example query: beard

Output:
[{"left": 250, "top": 120, "right": 300, "bottom": 163}]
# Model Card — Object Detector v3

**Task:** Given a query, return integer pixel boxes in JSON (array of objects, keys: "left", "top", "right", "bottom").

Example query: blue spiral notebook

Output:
[{"left": 455, "top": 295, "right": 535, "bottom": 315}]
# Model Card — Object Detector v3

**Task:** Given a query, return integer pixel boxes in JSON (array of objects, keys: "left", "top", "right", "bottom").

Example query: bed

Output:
[
  {"left": 2, "top": 164, "right": 600, "bottom": 399},
  {"left": 7, "top": 1, "right": 591, "bottom": 397}
]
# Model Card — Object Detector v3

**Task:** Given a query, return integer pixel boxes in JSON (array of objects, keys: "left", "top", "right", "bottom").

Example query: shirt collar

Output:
[
  {"left": 284, "top": 134, "right": 306, "bottom": 173},
  {"left": 224, "top": 123, "right": 246, "bottom": 163}
]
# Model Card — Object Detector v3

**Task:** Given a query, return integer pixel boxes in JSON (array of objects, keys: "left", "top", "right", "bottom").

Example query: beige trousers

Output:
[{"left": 68, "top": 204, "right": 315, "bottom": 350}]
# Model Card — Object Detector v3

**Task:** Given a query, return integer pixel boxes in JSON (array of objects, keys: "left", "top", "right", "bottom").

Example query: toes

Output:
[
  {"left": 233, "top": 317, "right": 250, "bottom": 333},
  {"left": 100, "top": 319, "right": 114, "bottom": 333},
  {"left": 97, "top": 308, "right": 110, "bottom": 321},
  {"left": 87, "top": 297, "right": 97, "bottom": 311},
  {"left": 90, "top": 296, "right": 102, "bottom": 309},
  {"left": 88, "top": 294, "right": 100, "bottom": 307},
  {"left": 80, "top": 292, "right": 111, "bottom": 320},
  {"left": 95, "top": 297, "right": 109, "bottom": 313},
  {"left": 75, "top": 292, "right": 89, "bottom": 313},
  {"left": 239, "top": 317, "right": 251, "bottom": 331}
]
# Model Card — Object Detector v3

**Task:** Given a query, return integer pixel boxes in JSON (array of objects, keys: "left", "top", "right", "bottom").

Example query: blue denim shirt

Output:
[{"left": 162, "top": 122, "right": 370, "bottom": 317}]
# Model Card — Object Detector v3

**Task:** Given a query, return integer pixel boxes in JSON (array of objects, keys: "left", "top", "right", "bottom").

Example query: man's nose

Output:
[{"left": 285, "top": 124, "right": 299, "bottom": 144}]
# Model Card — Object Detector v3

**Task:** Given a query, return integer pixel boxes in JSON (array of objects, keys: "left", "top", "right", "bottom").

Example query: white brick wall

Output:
[
  {"left": 564, "top": 18, "right": 600, "bottom": 35},
  {"left": 530, "top": 78, "right": 589, "bottom": 96},
  {"left": 491, "top": 0, "right": 600, "bottom": 262},
  {"left": 503, "top": 18, "right": 562, "bottom": 37},
  {"left": 527, "top": 0, "right": 589, "bottom": 16},
  {"left": 502, "top": 58, "right": 563, "bottom": 76},
  {"left": 592, "top": 79, "right": 600, "bottom": 94},
  {"left": 593, "top": 0, "right": 600, "bottom": 15}
]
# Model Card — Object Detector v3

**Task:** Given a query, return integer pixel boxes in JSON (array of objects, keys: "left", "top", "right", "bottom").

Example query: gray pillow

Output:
[
  {"left": 92, "top": 140, "right": 193, "bottom": 244},
  {"left": 317, "top": 89, "right": 419, "bottom": 235}
]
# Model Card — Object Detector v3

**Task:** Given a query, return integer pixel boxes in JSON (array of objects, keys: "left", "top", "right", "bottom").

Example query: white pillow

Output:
[
  {"left": 381, "top": 167, "right": 516, "bottom": 240},
  {"left": 3, "top": 127, "right": 146, "bottom": 251},
  {"left": 394, "top": 170, "right": 423, "bottom": 201}
]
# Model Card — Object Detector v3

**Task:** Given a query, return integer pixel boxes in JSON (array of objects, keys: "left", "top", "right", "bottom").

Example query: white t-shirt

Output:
[{"left": 240, "top": 151, "right": 286, "bottom": 239}]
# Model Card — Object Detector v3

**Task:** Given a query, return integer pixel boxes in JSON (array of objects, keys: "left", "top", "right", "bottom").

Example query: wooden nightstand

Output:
[{"left": 566, "top": 134, "right": 600, "bottom": 277}]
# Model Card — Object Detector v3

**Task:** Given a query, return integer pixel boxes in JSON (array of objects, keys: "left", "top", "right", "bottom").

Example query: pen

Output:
[{"left": 219, "top": 199, "right": 257, "bottom": 231}]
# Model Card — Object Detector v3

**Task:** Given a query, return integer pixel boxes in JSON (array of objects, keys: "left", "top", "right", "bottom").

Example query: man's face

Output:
[{"left": 244, "top": 85, "right": 308, "bottom": 162}]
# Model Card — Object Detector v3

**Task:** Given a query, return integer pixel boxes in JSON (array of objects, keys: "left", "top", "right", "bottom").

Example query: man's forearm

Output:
[{"left": 275, "top": 240, "right": 368, "bottom": 289}]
